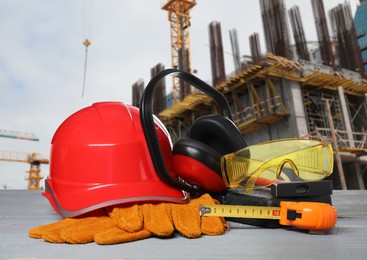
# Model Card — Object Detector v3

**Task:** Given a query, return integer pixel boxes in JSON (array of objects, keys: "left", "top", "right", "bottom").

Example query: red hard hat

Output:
[{"left": 43, "top": 102, "right": 188, "bottom": 217}]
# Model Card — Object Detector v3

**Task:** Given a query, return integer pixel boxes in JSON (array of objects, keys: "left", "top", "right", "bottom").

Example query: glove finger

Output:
[
  {"left": 141, "top": 203, "right": 174, "bottom": 237},
  {"left": 200, "top": 215, "right": 228, "bottom": 236},
  {"left": 111, "top": 205, "right": 144, "bottom": 233},
  {"left": 59, "top": 216, "right": 114, "bottom": 244},
  {"left": 95, "top": 226, "right": 151, "bottom": 245},
  {"left": 29, "top": 218, "right": 77, "bottom": 240},
  {"left": 190, "top": 194, "right": 228, "bottom": 236},
  {"left": 38, "top": 209, "right": 109, "bottom": 243},
  {"left": 171, "top": 204, "right": 201, "bottom": 238}
]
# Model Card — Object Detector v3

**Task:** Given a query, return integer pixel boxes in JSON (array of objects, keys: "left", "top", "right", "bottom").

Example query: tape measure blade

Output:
[{"left": 200, "top": 204, "right": 281, "bottom": 220}]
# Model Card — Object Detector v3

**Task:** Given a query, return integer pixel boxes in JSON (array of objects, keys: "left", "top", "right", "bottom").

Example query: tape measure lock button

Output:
[{"left": 287, "top": 209, "right": 302, "bottom": 221}]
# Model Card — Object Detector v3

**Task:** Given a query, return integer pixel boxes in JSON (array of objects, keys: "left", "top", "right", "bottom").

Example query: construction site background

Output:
[{"left": 132, "top": 0, "right": 367, "bottom": 191}]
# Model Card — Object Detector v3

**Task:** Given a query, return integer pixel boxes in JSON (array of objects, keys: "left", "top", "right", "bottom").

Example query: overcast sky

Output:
[{"left": 0, "top": 0, "right": 358, "bottom": 189}]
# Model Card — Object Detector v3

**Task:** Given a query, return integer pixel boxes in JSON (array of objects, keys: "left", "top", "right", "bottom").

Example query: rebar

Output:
[
  {"left": 209, "top": 21, "right": 226, "bottom": 86},
  {"left": 260, "top": 0, "right": 293, "bottom": 59},
  {"left": 289, "top": 6, "right": 310, "bottom": 61},
  {"left": 229, "top": 29, "right": 241, "bottom": 72},
  {"left": 151, "top": 63, "right": 167, "bottom": 114},
  {"left": 132, "top": 79, "right": 144, "bottom": 108},
  {"left": 249, "top": 32, "right": 262, "bottom": 64},
  {"left": 329, "top": 2, "right": 365, "bottom": 76},
  {"left": 311, "top": 0, "right": 335, "bottom": 68}
]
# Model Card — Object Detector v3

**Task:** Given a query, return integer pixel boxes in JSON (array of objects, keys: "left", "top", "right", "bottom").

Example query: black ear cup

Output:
[
  {"left": 189, "top": 115, "right": 247, "bottom": 155},
  {"left": 172, "top": 115, "right": 247, "bottom": 192}
]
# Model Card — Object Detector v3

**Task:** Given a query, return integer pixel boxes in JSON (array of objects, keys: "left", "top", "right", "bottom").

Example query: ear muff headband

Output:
[{"left": 140, "top": 69, "right": 232, "bottom": 195}]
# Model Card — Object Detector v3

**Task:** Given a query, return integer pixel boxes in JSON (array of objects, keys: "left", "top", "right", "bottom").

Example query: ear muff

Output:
[
  {"left": 172, "top": 115, "right": 247, "bottom": 192},
  {"left": 140, "top": 68, "right": 244, "bottom": 196}
]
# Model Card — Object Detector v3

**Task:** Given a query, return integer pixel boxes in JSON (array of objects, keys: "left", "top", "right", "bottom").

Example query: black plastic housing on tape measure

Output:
[{"left": 271, "top": 180, "right": 333, "bottom": 198}]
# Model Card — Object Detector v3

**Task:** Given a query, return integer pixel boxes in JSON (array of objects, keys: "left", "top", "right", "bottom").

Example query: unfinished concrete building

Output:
[
  {"left": 157, "top": 0, "right": 367, "bottom": 190},
  {"left": 159, "top": 53, "right": 367, "bottom": 190}
]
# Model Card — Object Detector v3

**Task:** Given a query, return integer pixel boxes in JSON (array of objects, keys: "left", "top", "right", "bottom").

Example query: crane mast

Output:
[{"left": 161, "top": 0, "right": 196, "bottom": 103}]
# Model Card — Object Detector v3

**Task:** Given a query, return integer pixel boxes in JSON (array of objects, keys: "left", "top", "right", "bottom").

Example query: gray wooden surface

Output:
[{"left": 1, "top": 190, "right": 366, "bottom": 259}]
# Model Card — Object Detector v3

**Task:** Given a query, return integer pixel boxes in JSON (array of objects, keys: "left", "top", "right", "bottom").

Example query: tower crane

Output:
[
  {"left": 0, "top": 151, "right": 49, "bottom": 190},
  {"left": 161, "top": 0, "right": 196, "bottom": 103},
  {"left": 0, "top": 129, "right": 48, "bottom": 190}
]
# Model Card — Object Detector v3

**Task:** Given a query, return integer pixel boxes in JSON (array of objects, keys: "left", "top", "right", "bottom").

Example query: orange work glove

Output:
[
  {"left": 28, "top": 209, "right": 117, "bottom": 244},
  {"left": 29, "top": 194, "right": 228, "bottom": 245}
]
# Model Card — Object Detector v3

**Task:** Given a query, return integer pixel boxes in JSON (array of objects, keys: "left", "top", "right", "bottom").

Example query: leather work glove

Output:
[{"left": 29, "top": 194, "right": 228, "bottom": 245}]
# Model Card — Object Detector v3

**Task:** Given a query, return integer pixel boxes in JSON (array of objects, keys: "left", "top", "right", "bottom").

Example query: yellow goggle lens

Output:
[{"left": 221, "top": 139, "right": 334, "bottom": 194}]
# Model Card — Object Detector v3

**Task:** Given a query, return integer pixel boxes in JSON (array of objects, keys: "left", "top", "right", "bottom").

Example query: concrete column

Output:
[
  {"left": 337, "top": 86, "right": 355, "bottom": 147},
  {"left": 289, "top": 81, "right": 308, "bottom": 137},
  {"left": 354, "top": 157, "right": 366, "bottom": 190}
]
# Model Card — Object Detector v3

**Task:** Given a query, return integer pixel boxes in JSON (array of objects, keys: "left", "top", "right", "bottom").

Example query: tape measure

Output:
[
  {"left": 200, "top": 204, "right": 281, "bottom": 220},
  {"left": 200, "top": 201, "right": 337, "bottom": 232}
]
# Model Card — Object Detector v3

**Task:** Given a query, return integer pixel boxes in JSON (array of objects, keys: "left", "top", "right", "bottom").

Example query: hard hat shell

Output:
[{"left": 43, "top": 102, "right": 188, "bottom": 217}]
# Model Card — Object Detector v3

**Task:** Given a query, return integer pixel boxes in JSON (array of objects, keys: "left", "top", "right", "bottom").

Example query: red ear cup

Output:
[
  {"left": 172, "top": 155, "right": 227, "bottom": 192},
  {"left": 171, "top": 115, "right": 247, "bottom": 193},
  {"left": 172, "top": 138, "right": 227, "bottom": 192}
]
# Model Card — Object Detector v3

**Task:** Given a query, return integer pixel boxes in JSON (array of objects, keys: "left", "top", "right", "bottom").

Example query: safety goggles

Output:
[{"left": 221, "top": 138, "right": 334, "bottom": 194}]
